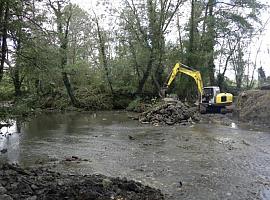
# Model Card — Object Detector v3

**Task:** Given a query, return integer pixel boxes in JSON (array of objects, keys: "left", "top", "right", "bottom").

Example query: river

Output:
[{"left": 0, "top": 111, "right": 270, "bottom": 199}]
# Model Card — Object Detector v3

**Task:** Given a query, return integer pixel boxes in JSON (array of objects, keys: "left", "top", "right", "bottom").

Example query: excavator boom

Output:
[{"left": 162, "top": 63, "right": 204, "bottom": 100}]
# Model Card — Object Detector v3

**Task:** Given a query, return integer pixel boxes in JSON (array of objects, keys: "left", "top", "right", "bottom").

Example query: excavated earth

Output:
[
  {"left": 236, "top": 90, "right": 270, "bottom": 126},
  {"left": 139, "top": 89, "right": 270, "bottom": 127},
  {"left": 139, "top": 101, "right": 200, "bottom": 126},
  {"left": 0, "top": 163, "right": 164, "bottom": 200}
]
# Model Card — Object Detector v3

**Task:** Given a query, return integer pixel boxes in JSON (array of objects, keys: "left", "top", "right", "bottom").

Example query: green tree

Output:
[
  {"left": 48, "top": 0, "right": 80, "bottom": 107},
  {"left": 119, "top": 0, "right": 185, "bottom": 96},
  {"left": 0, "top": 0, "right": 9, "bottom": 82}
]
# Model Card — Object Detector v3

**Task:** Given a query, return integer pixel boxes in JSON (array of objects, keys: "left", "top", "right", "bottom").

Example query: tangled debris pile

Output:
[
  {"left": 139, "top": 101, "right": 200, "bottom": 125},
  {"left": 0, "top": 164, "right": 164, "bottom": 200},
  {"left": 237, "top": 90, "right": 270, "bottom": 126}
]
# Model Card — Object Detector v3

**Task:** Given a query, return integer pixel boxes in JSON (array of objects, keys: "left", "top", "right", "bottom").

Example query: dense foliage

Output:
[{"left": 0, "top": 0, "right": 267, "bottom": 111}]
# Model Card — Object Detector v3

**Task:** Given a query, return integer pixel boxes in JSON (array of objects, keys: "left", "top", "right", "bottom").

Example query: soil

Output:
[
  {"left": 0, "top": 163, "right": 164, "bottom": 200},
  {"left": 138, "top": 89, "right": 270, "bottom": 127},
  {"left": 139, "top": 101, "right": 200, "bottom": 126},
  {"left": 236, "top": 90, "right": 270, "bottom": 126}
]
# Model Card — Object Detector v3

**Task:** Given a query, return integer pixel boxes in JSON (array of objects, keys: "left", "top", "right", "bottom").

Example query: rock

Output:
[
  {"left": 242, "top": 140, "right": 250, "bottom": 146},
  {"left": 128, "top": 135, "right": 135, "bottom": 140},
  {"left": 0, "top": 186, "right": 7, "bottom": 194},
  {"left": 57, "top": 180, "right": 64, "bottom": 186},
  {"left": 177, "top": 181, "right": 183, "bottom": 188},
  {"left": 102, "top": 178, "right": 113, "bottom": 188},
  {"left": 71, "top": 155, "right": 79, "bottom": 160},
  {"left": 10, "top": 183, "right": 18, "bottom": 190},
  {"left": 31, "top": 184, "right": 38, "bottom": 190},
  {"left": 65, "top": 156, "right": 80, "bottom": 162}
]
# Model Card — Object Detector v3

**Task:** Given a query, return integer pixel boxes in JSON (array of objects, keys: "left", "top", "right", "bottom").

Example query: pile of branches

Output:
[{"left": 139, "top": 101, "right": 200, "bottom": 126}]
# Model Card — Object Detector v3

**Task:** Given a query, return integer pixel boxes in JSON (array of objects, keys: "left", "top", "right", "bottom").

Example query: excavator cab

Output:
[
  {"left": 201, "top": 86, "right": 233, "bottom": 113},
  {"left": 202, "top": 86, "right": 220, "bottom": 104}
]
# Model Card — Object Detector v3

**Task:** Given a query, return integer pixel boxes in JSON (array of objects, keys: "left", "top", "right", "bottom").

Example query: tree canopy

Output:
[{"left": 0, "top": 0, "right": 268, "bottom": 109}]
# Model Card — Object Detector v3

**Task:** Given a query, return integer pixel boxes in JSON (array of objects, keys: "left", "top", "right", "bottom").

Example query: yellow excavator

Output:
[{"left": 161, "top": 62, "right": 233, "bottom": 113}]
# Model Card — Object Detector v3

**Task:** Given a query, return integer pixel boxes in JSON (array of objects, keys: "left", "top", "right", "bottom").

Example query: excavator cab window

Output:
[
  {"left": 221, "top": 95, "right": 227, "bottom": 102},
  {"left": 202, "top": 88, "right": 214, "bottom": 103},
  {"left": 204, "top": 88, "right": 214, "bottom": 97}
]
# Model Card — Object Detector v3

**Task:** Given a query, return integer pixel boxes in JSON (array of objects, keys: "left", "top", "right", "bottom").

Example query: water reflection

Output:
[
  {"left": 0, "top": 120, "right": 21, "bottom": 164},
  {"left": 261, "top": 188, "right": 270, "bottom": 200}
]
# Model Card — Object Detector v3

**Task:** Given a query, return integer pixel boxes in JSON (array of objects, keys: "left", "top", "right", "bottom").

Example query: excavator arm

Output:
[
  {"left": 162, "top": 63, "right": 204, "bottom": 100},
  {"left": 161, "top": 62, "right": 234, "bottom": 113}
]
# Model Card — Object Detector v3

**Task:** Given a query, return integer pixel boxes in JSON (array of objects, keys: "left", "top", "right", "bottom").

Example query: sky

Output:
[{"left": 71, "top": 0, "right": 270, "bottom": 78}]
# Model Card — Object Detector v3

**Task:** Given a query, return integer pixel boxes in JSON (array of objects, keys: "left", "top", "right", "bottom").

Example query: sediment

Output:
[{"left": 0, "top": 163, "right": 164, "bottom": 200}]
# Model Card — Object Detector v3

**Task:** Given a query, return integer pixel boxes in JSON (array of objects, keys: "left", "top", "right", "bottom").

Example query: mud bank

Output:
[
  {"left": 0, "top": 163, "right": 164, "bottom": 200},
  {"left": 138, "top": 101, "right": 233, "bottom": 127},
  {"left": 237, "top": 90, "right": 270, "bottom": 126}
]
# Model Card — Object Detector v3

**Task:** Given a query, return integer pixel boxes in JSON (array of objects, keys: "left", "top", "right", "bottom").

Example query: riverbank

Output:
[
  {"left": 0, "top": 163, "right": 164, "bottom": 200},
  {"left": 236, "top": 90, "right": 270, "bottom": 127},
  {"left": 1, "top": 89, "right": 270, "bottom": 130}
]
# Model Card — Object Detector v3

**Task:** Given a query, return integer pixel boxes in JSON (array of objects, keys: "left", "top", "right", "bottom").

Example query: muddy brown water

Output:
[{"left": 0, "top": 111, "right": 270, "bottom": 200}]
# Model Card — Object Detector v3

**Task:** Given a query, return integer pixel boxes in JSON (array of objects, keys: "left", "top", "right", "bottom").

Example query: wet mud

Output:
[
  {"left": 0, "top": 163, "right": 164, "bottom": 200},
  {"left": 1, "top": 111, "right": 270, "bottom": 199}
]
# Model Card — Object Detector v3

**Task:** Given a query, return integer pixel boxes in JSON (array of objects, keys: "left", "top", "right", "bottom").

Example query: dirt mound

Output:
[
  {"left": 139, "top": 101, "right": 200, "bottom": 126},
  {"left": 236, "top": 90, "right": 270, "bottom": 126},
  {"left": 0, "top": 164, "right": 164, "bottom": 200}
]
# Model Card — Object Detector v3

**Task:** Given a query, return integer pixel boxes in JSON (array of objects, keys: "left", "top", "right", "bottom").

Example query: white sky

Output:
[{"left": 71, "top": 0, "right": 270, "bottom": 78}]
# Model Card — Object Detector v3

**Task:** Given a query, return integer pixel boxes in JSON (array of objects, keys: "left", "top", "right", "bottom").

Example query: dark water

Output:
[{"left": 0, "top": 111, "right": 270, "bottom": 199}]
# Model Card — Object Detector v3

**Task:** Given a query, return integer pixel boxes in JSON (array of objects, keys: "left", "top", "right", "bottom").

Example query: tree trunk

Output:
[
  {"left": 136, "top": 51, "right": 153, "bottom": 95},
  {"left": 12, "top": 12, "right": 23, "bottom": 97},
  {"left": 50, "top": 2, "right": 80, "bottom": 107},
  {"left": 177, "top": 15, "right": 184, "bottom": 59},
  {"left": 60, "top": 33, "right": 80, "bottom": 107},
  {"left": 208, "top": 53, "right": 215, "bottom": 85},
  {"left": 62, "top": 71, "right": 78, "bottom": 106},
  {"left": 13, "top": 66, "right": 22, "bottom": 97},
  {"left": 206, "top": 0, "right": 215, "bottom": 85},
  {"left": 186, "top": 0, "right": 196, "bottom": 66},
  {"left": 152, "top": 34, "right": 165, "bottom": 95},
  {"left": 0, "top": 1, "right": 9, "bottom": 82},
  {"left": 95, "top": 18, "right": 114, "bottom": 94}
]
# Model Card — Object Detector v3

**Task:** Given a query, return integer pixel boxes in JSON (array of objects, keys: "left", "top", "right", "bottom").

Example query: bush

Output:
[
  {"left": 75, "top": 87, "right": 113, "bottom": 110},
  {"left": 0, "top": 75, "right": 14, "bottom": 101}
]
